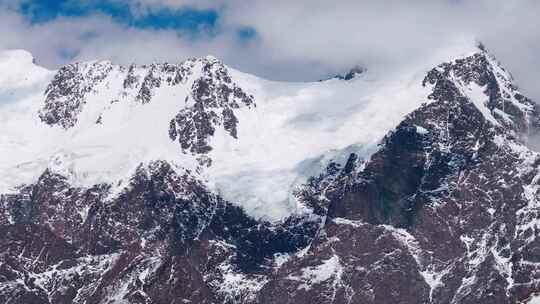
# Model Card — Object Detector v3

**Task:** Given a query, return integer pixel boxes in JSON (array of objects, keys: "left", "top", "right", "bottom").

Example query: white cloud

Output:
[
  {"left": 125, "top": 0, "right": 225, "bottom": 14},
  {"left": 0, "top": 0, "right": 539, "bottom": 101},
  {"left": 215, "top": 0, "right": 540, "bottom": 98},
  {"left": 0, "top": 9, "right": 239, "bottom": 66}
]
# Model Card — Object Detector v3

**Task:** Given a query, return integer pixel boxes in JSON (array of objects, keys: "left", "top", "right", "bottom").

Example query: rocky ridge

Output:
[{"left": 39, "top": 56, "right": 254, "bottom": 157}]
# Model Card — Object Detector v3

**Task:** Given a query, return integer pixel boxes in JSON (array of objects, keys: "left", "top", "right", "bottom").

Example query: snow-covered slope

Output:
[{"left": 0, "top": 44, "right": 493, "bottom": 221}]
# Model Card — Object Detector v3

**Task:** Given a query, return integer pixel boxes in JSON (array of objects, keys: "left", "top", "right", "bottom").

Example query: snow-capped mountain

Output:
[
  {"left": 1, "top": 43, "right": 540, "bottom": 303},
  {"left": 0, "top": 48, "right": 431, "bottom": 221}
]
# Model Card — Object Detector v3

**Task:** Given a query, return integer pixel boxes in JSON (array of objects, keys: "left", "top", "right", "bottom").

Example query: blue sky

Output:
[
  {"left": 16, "top": 0, "right": 219, "bottom": 32},
  {"left": 12, "top": 0, "right": 260, "bottom": 46},
  {"left": 3, "top": 0, "right": 259, "bottom": 64}
]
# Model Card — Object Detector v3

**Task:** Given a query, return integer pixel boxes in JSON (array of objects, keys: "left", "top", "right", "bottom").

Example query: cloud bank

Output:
[{"left": 0, "top": 0, "right": 539, "bottom": 100}]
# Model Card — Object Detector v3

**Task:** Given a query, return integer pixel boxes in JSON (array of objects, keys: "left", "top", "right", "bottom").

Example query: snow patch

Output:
[
  {"left": 527, "top": 293, "right": 540, "bottom": 304},
  {"left": 332, "top": 217, "right": 365, "bottom": 228},
  {"left": 288, "top": 255, "right": 343, "bottom": 291},
  {"left": 216, "top": 262, "right": 267, "bottom": 302}
]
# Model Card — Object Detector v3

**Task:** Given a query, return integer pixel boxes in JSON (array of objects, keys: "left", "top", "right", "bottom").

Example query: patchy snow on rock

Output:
[
  {"left": 461, "top": 81, "right": 500, "bottom": 126},
  {"left": 415, "top": 125, "right": 429, "bottom": 135},
  {"left": 332, "top": 217, "right": 366, "bottom": 228},
  {"left": 215, "top": 261, "right": 268, "bottom": 302},
  {"left": 288, "top": 254, "right": 344, "bottom": 291},
  {"left": 29, "top": 253, "right": 121, "bottom": 303},
  {"left": 381, "top": 224, "right": 449, "bottom": 301},
  {"left": 273, "top": 252, "right": 292, "bottom": 268}
]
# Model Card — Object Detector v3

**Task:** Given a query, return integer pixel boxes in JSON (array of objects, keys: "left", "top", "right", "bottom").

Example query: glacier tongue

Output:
[{"left": 204, "top": 67, "right": 434, "bottom": 220}]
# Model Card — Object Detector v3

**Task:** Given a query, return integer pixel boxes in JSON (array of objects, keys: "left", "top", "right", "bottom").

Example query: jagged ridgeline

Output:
[
  {"left": 1, "top": 45, "right": 540, "bottom": 303},
  {"left": 39, "top": 56, "right": 254, "bottom": 155}
]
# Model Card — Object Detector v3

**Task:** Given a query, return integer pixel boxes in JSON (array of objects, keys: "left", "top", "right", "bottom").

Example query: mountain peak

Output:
[
  {"left": 202, "top": 54, "right": 221, "bottom": 63},
  {"left": 0, "top": 49, "right": 35, "bottom": 64},
  {"left": 423, "top": 48, "right": 538, "bottom": 140},
  {"left": 0, "top": 49, "right": 51, "bottom": 92},
  {"left": 336, "top": 65, "right": 366, "bottom": 80},
  {"left": 38, "top": 54, "right": 250, "bottom": 130}
]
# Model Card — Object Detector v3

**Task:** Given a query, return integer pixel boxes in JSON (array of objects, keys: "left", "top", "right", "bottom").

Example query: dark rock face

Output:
[
  {"left": 338, "top": 66, "right": 366, "bottom": 81},
  {"left": 0, "top": 161, "right": 320, "bottom": 303},
  {"left": 322, "top": 66, "right": 366, "bottom": 81},
  {"left": 169, "top": 57, "right": 255, "bottom": 154},
  {"left": 3, "top": 50, "right": 540, "bottom": 303},
  {"left": 39, "top": 61, "right": 113, "bottom": 128},
  {"left": 256, "top": 51, "right": 540, "bottom": 304}
]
